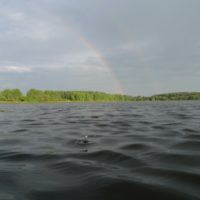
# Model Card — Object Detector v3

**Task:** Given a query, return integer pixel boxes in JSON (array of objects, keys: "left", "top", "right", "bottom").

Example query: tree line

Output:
[
  {"left": 0, "top": 89, "right": 200, "bottom": 102},
  {"left": 150, "top": 92, "right": 200, "bottom": 101},
  {"left": 0, "top": 88, "right": 133, "bottom": 102}
]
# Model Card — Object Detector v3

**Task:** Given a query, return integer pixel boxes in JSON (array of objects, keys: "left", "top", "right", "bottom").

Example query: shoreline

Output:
[{"left": 1, "top": 100, "right": 200, "bottom": 104}]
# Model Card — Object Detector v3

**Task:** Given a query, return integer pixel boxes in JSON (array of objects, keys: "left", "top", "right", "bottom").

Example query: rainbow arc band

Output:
[{"left": 25, "top": 1, "right": 125, "bottom": 95}]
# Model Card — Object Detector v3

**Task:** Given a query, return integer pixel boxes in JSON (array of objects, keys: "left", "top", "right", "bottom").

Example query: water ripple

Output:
[{"left": 0, "top": 102, "right": 200, "bottom": 199}]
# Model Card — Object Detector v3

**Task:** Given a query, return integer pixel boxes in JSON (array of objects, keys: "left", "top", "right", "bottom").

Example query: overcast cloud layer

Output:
[{"left": 0, "top": 0, "right": 200, "bottom": 96}]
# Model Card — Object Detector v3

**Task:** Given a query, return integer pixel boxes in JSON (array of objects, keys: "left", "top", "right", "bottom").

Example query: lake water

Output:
[{"left": 0, "top": 102, "right": 200, "bottom": 200}]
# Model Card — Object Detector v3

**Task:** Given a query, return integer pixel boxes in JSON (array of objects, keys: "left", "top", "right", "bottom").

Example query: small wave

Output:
[
  {"left": 120, "top": 143, "right": 152, "bottom": 152},
  {"left": 182, "top": 128, "right": 200, "bottom": 133},
  {"left": 171, "top": 140, "right": 200, "bottom": 151}
]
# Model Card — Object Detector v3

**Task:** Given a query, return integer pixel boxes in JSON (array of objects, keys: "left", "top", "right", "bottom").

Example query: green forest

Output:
[{"left": 0, "top": 89, "right": 200, "bottom": 102}]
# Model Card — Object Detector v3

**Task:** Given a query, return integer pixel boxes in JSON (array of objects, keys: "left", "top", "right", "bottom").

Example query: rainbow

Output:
[
  {"left": 108, "top": 14, "right": 159, "bottom": 94},
  {"left": 24, "top": 1, "right": 125, "bottom": 95},
  {"left": 59, "top": 20, "right": 125, "bottom": 95}
]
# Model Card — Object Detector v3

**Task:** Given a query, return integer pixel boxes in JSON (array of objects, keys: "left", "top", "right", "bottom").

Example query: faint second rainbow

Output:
[{"left": 106, "top": 12, "right": 159, "bottom": 95}]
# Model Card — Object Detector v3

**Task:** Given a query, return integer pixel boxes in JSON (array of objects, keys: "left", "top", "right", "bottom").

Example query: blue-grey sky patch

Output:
[{"left": 0, "top": 0, "right": 200, "bottom": 96}]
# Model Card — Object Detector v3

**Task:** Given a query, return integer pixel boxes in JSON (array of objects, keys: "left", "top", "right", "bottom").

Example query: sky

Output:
[{"left": 0, "top": 0, "right": 200, "bottom": 96}]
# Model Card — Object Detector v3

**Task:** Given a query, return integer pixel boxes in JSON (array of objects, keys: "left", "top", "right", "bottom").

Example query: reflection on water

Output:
[{"left": 0, "top": 102, "right": 200, "bottom": 200}]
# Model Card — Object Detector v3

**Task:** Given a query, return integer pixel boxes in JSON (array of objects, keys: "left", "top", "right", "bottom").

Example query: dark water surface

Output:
[{"left": 0, "top": 102, "right": 200, "bottom": 200}]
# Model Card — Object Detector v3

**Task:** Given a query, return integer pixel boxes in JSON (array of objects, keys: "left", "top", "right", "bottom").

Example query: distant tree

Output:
[
  {"left": 1, "top": 89, "right": 13, "bottom": 100},
  {"left": 44, "top": 90, "right": 60, "bottom": 101},
  {"left": 136, "top": 96, "right": 143, "bottom": 101},
  {"left": 74, "top": 92, "right": 84, "bottom": 101},
  {"left": 69, "top": 92, "right": 75, "bottom": 101},
  {"left": 0, "top": 94, "right": 6, "bottom": 101},
  {"left": 84, "top": 93, "right": 93, "bottom": 101},
  {"left": 26, "top": 89, "right": 45, "bottom": 101},
  {"left": 12, "top": 89, "right": 23, "bottom": 101}
]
